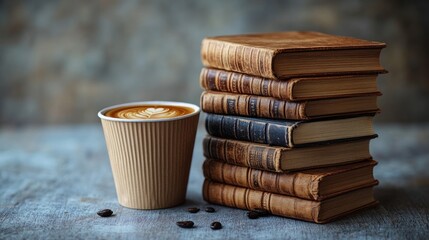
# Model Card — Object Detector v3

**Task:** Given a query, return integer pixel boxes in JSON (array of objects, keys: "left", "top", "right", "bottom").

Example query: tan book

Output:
[
  {"left": 203, "top": 136, "right": 374, "bottom": 172},
  {"left": 201, "top": 91, "right": 380, "bottom": 120},
  {"left": 203, "top": 180, "right": 378, "bottom": 223},
  {"left": 200, "top": 68, "right": 382, "bottom": 101},
  {"left": 201, "top": 31, "right": 386, "bottom": 78},
  {"left": 203, "top": 159, "right": 378, "bottom": 200}
]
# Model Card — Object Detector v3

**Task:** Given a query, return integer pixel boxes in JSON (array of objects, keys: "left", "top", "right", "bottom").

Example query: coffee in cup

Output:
[{"left": 105, "top": 105, "right": 194, "bottom": 120}]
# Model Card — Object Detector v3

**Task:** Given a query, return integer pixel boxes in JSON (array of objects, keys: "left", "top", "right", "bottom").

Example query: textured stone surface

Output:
[
  {"left": 0, "top": 124, "right": 428, "bottom": 239},
  {"left": 1, "top": 0, "right": 429, "bottom": 125}
]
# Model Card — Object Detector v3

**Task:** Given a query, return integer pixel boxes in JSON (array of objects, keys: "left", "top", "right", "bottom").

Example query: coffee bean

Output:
[
  {"left": 176, "top": 221, "right": 194, "bottom": 228},
  {"left": 210, "top": 221, "right": 222, "bottom": 230},
  {"left": 187, "top": 207, "right": 200, "bottom": 213},
  {"left": 205, "top": 207, "right": 215, "bottom": 213},
  {"left": 97, "top": 209, "right": 113, "bottom": 217},
  {"left": 247, "top": 211, "right": 260, "bottom": 219}
]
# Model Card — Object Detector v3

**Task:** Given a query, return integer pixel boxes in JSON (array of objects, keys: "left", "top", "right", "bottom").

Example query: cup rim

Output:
[{"left": 98, "top": 101, "right": 200, "bottom": 122}]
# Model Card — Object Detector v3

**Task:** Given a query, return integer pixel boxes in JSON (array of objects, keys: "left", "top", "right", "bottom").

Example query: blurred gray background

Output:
[{"left": 1, "top": 0, "right": 428, "bottom": 126}]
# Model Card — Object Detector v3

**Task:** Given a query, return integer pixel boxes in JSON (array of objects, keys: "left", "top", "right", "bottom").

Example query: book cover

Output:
[
  {"left": 203, "top": 159, "right": 378, "bottom": 200},
  {"left": 202, "top": 136, "right": 374, "bottom": 171},
  {"left": 200, "top": 68, "right": 382, "bottom": 101},
  {"left": 205, "top": 114, "right": 376, "bottom": 147},
  {"left": 203, "top": 180, "right": 378, "bottom": 223},
  {"left": 201, "top": 91, "right": 380, "bottom": 120},
  {"left": 201, "top": 31, "right": 386, "bottom": 78}
]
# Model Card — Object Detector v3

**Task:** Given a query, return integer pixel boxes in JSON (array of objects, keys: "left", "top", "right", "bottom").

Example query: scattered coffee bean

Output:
[
  {"left": 187, "top": 207, "right": 200, "bottom": 213},
  {"left": 97, "top": 209, "right": 113, "bottom": 217},
  {"left": 210, "top": 221, "right": 222, "bottom": 230},
  {"left": 247, "top": 211, "right": 260, "bottom": 219},
  {"left": 205, "top": 207, "right": 215, "bottom": 213},
  {"left": 176, "top": 221, "right": 194, "bottom": 228}
]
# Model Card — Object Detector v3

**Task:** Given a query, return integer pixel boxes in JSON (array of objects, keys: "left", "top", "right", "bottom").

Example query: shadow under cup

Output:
[{"left": 98, "top": 101, "right": 200, "bottom": 209}]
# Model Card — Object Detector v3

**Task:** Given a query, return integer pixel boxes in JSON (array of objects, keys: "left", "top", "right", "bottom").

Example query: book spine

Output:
[
  {"left": 203, "top": 159, "right": 320, "bottom": 200},
  {"left": 205, "top": 114, "right": 293, "bottom": 147},
  {"left": 199, "top": 68, "right": 293, "bottom": 100},
  {"left": 201, "top": 91, "right": 307, "bottom": 120},
  {"left": 201, "top": 39, "right": 276, "bottom": 79},
  {"left": 203, "top": 180, "right": 321, "bottom": 223},
  {"left": 202, "top": 137, "right": 283, "bottom": 172}
]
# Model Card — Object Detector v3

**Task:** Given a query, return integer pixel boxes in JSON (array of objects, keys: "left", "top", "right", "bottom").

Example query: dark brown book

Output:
[
  {"left": 205, "top": 114, "right": 376, "bottom": 147},
  {"left": 200, "top": 68, "right": 382, "bottom": 101},
  {"left": 201, "top": 91, "right": 379, "bottom": 120},
  {"left": 201, "top": 31, "right": 386, "bottom": 78},
  {"left": 203, "top": 180, "right": 378, "bottom": 223},
  {"left": 202, "top": 136, "right": 373, "bottom": 171},
  {"left": 203, "top": 159, "right": 378, "bottom": 200}
]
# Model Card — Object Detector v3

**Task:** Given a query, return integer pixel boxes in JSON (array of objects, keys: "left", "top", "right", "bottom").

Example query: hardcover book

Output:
[
  {"left": 201, "top": 31, "right": 386, "bottom": 78},
  {"left": 200, "top": 68, "right": 382, "bottom": 101},
  {"left": 203, "top": 180, "right": 378, "bottom": 223},
  {"left": 201, "top": 91, "right": 379, "bottom": 120},
  {"left": 202, "top": 136, "right": 374, "bottom": 171},
  {"left": 205, "top": 114, "right": 376, "bottom": 147},
  {"left": 203, "top": 159, "right": 378, "bottom": 200}
]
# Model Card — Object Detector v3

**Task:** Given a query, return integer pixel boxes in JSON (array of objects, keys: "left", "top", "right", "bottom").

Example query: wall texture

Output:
[{"left": 1, "top": 0, "right": 429, "bottom": 125}]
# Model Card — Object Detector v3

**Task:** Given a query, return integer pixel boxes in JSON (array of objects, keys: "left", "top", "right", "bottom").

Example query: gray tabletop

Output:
[{"left": 1, "top": 123, "right": 429, "bottom": 239}]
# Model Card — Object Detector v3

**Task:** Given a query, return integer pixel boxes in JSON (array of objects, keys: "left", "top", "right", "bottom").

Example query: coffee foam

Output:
[{"left": 105, "top": 105, "right": 194, "bottom": 120}]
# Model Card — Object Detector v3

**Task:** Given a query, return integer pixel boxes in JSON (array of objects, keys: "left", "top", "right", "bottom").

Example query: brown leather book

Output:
[
  {"left": 201, "top": 91, "right": 379, "bottom": 120},
  {"left": 201, "top": 31, "right": 386, "bottom": 79},
  {"left": 203, "top": 180, "right": 378, "bottom": 223},
  {"left": 202, "top": 136, "right": 374, "bottom": 171},
  {"left": 203, "top": 159, "right": 378, "bottom": 200},
  {"left": 200, "top": 68, "right": 382, "bottom": 101}
]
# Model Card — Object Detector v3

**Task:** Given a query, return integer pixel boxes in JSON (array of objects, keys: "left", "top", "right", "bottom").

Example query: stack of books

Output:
[{"left": 199, "top": 31, "right": 386, "bottom": 223}]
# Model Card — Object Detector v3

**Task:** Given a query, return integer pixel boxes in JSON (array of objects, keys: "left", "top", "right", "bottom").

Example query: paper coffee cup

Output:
[{"left": 98, "top": 101, "right": 200, "bottom": 209}]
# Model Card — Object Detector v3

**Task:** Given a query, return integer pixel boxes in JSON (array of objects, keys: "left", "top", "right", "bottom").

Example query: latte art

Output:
[{"left": 105, "top": 105, "right": 194, "bottom": 119}]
